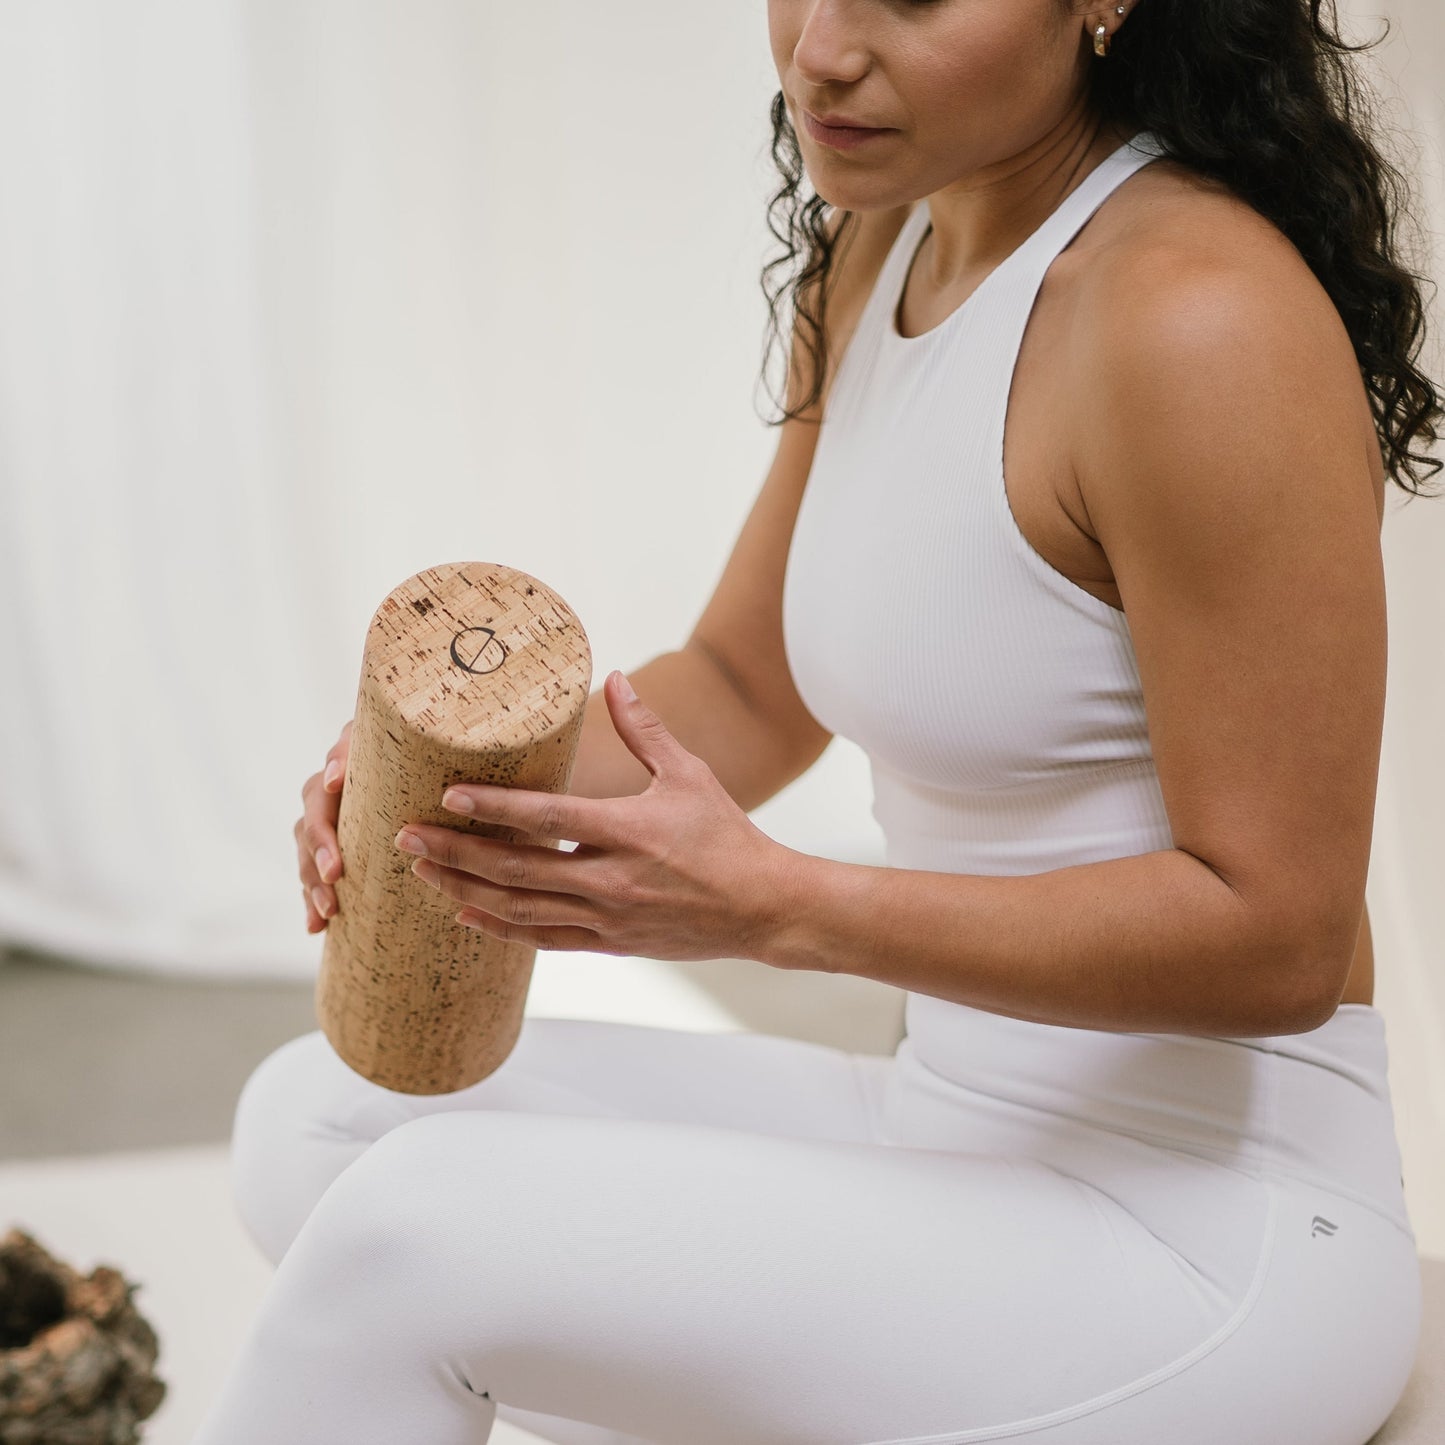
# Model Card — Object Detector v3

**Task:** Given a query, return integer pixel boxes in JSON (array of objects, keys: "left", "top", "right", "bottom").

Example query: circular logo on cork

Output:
[{"left": 450, "top": 626, "right": 508, "bottom": 676}]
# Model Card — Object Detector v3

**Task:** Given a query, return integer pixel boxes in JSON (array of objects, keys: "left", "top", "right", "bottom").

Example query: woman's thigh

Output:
[
  {"left": 210, "top": 1019, "right": 1418, "bottom": 1445},
  {"left": 229, "top": 1016, "right": 881, "bottom": 1269},
  {"left": 200, "top": 1105, "right": 1233, "bottom": 1445}
]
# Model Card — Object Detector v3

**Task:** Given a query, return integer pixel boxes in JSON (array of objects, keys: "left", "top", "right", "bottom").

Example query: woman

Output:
[{"left": 197, "top": 1, "right": 1441, "bottom": 1442}]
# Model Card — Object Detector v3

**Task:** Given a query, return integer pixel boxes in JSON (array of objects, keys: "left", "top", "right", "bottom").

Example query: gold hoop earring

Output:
[{"left": 1094, "top": 4, "right": 1126, "bottom": 58}]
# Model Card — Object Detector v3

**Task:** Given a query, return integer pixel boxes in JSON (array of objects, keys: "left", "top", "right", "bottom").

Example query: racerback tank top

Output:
[{"left": 781, "top": 132, "right": 1174, "bottom": 1050}]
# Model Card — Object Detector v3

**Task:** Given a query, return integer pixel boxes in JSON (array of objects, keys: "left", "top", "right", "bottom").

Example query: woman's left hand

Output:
[{"left": 393, "top": 670, "right": 803, "bottom": 963}]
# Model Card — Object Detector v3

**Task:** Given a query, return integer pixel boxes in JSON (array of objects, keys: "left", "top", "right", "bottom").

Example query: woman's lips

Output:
[{"left": 801, "top": 109, "right": 894, "bottom": 152}]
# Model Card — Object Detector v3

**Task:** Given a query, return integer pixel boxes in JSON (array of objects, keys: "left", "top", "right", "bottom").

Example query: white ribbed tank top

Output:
[{"left": 781, "top": 132, "right": 1177, "bottom": 1049}]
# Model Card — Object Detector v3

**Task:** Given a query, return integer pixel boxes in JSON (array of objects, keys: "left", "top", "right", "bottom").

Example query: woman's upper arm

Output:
[
  {"left": 1073, "top": 239, "right": 1387, "bottom": 1019},
  {"left": 684, "top": 405, "right": 832, "bottom": 768}
]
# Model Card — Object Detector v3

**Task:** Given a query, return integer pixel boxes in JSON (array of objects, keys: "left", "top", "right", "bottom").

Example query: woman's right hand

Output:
[{"left": 296, "top": 720, "right": 353, "bottom": 933}]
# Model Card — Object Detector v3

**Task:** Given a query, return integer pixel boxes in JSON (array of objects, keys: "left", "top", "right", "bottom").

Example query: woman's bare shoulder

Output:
[
  {"left": 1068, "top": 157, "right": 1386, "bottom": 526},
  {"left": 1072, "top": 157, "right": 1384, "bottom": 510},
  {"left": 1081, "top": 158, "right": 1337, "bottom": 329}
]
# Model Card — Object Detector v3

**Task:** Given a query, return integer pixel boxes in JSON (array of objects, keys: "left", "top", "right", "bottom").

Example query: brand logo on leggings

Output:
[
  {"left": 450, "top": 626, "right": 508, "bottom": 676},
  {"left": 1311, "top": 1215, "right": 1338, "bottom": 1238}
]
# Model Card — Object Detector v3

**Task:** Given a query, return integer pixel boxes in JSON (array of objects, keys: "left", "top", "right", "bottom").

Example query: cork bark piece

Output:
[
  {"left": 0, "top": 1227, "right": 166, "bottom": 1444},
  {"left": 316, "top": 561, "right": 592, "bottom": 1095}
]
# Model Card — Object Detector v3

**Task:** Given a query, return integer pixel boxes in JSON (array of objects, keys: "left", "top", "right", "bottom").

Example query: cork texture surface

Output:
[{"left": 316, "top": 562, "right": 592, "bottom": 1094}]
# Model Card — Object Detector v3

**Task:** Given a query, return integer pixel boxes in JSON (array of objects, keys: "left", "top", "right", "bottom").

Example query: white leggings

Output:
[{"left": 192, "top": 1003, "right": 1422, "bottom": 1445}]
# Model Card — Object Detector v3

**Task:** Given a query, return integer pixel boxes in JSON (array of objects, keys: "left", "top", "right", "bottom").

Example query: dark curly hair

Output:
[{"left": 756, "top": 0, "right": 1443, "bottom": 498}]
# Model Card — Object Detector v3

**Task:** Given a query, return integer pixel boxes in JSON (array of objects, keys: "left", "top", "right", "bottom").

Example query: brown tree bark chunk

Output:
[{"left": 0, "top": 1228, "right": 166, "bottom": 1444}]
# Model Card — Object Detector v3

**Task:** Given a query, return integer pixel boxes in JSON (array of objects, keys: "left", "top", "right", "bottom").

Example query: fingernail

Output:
[
  {"left": 616, "top": 672, "right": 637, "bottom": 702},
  {"left": 316, "top": 846, "right": 336, "bottom": 881},
  {"left": 442, "top": 789, "right": 472, "bottom": 813},
  {"left": 395, "top": 830, "right": 426, "bottom": 856},
  {"left": 323, "top": 760, "right": 343, "bottom": 788},
  {"left": 310, "top": 886, "right": 332, "bottom": 918}
]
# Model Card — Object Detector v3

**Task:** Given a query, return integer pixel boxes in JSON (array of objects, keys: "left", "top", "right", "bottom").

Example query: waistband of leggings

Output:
[{"left": 901, "top": 996, "right": 1413, "bottom": 1236}]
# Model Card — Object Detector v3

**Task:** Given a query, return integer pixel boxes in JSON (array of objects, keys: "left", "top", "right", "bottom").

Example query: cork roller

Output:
[{"left": 315, "top": 561, "right": 592, "bottom": 1095}]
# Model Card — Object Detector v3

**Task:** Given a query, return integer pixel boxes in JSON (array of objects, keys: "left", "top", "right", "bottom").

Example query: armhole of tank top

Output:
[
  {"left": 991, "top": 146, "right": 1163, "bottom": 634},
  {"left": 993, "top": 368, "right": 1136, "bottom": 634}
]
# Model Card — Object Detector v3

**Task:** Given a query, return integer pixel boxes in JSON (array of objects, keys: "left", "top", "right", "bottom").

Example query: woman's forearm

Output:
[
  {"left": 760, "top": 846, "right": 1343, "bottom": 1038},
  {"left": 568, "top": 646, "right": 822, "bottom": 812}
]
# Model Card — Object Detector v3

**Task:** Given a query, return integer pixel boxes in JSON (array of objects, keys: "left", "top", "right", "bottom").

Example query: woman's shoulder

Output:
[
  {"left": 1074, "top": 154, "right": 1342, "bottom": 343},
  {"left": 1066, "top": 152, "right": 1369, "bottom": 433},
  {"left": 1067, "top": 153, "right": 1386, "bottom": 518}
]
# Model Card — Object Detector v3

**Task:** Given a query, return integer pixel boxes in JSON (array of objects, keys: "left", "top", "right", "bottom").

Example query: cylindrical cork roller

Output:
[{"left": 316, "top": 561, "right": 592, "bottom": 1095}]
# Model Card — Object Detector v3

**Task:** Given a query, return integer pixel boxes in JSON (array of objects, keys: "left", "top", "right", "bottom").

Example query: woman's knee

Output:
[
  {"left": 228, "top": 1029, "right": 388, "bottom": 1267},
  {"left": 232, "top": 1027, "right": 324, "bottom": 1121},
  {"left": 230, "top": 1030, "right": 336, "bottom": 1169},
  {"left": 276, "top": 1112, "right": 497, "bottom": 1297}
]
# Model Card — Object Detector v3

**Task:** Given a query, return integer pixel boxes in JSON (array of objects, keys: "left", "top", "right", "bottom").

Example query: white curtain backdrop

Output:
[
  {"left": 0, "top": 2, "right": 1441, "bottom": 1244},
  {"left": 0, "top": 0, "right": 852, "bottom": 975}
]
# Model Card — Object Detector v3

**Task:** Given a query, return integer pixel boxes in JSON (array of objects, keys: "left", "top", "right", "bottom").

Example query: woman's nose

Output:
[{"left": 790, "top": 0, "right": 872, "bottom": 88}]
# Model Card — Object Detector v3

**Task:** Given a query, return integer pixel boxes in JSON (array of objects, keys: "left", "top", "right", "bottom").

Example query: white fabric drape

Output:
[
  {"left": 0, "top": 3, "right": 1441, "bottom": 1245},
  {"left": 0, "top": 0, "right": 822, "bottom": 975}
]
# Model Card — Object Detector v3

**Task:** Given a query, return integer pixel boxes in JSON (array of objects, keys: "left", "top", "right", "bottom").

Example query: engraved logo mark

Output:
[
  {"left": 450, "top": 626, "right": 507, "bottom": 676},
  {"left": 1310, "top": 1216, "right": 1339, "bottom": 1238}
]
